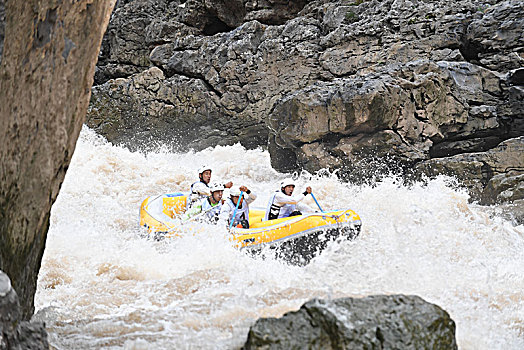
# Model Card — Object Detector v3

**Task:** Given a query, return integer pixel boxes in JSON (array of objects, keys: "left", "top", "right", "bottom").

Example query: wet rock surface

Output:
[
  {"left": 0, "top": 0, "right": 115, "bottom": 321},
  {"left": 415, "top": 136, "right": 524, "bottom": 202},
  {"left": 0, "top": 0, "right": 4, "bottom": 61},
  {"left": 243, "top": 294, "right": 457, "bottom": 350},
  {"left": 0, "top": 271, "right": 48, "bottom": 350},
  {"left": 82, "top": 0, "right": 522, "bottom": 205}
]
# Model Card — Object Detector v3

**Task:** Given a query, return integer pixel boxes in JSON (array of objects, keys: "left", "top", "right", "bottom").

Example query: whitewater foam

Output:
[{"left": 35, "top": 126, "right": 524, "bottom": 349}]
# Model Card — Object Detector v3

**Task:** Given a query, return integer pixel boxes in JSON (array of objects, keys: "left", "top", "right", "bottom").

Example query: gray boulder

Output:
[
  {"left": 482, "top": 172, "right": 524, "bottom": 205},
  {"left": 243, "top": 295, "right": 457, "bottom": 350},
  {"left": 0, "top": 271, "right": 48, "bottom": 350}
]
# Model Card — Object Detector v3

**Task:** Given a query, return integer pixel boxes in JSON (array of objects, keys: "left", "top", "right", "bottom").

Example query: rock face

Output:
[
  {"left": 416, "top": 136, "right": 524, "bottom": 198},
  {"left": 94, "top": 0, "right": 309, "bottom": 83},
  {"left": 85, "top": 0, "right": 522, "bottom": 204},
  {"left": 88, "top": 65, "right": 267, "bottom": 151},
  {"left": 88, "top": 0, "right": 311, "bottom": 150},
  {"left": 0, "top": 271, "right": 49, "bottom": 350},
  {"left": 270, "top": 60, "right": 521, "bottom": 177},
  {"left": 0, "top": 0, "right": 115, "bottom": 320},
  {"left": 243, "top": 295, "right": 457, "bottom": 349},
  {"left": 0, "top": 0, "right": 4, "bottom": 61}
]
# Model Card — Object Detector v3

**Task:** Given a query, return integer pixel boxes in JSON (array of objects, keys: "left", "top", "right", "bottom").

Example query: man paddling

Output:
[
  {"left": 184, "top": 183, "right": 224, "bottom": 224},
  {"left": 219, "top": 186, "right": 257, "bottom": 229},
  {"left": 187, "top": 165, "right": 232, "bottom": 209},
  {"left": 264, "top": 178, "right": 313, "bottom": 220}
]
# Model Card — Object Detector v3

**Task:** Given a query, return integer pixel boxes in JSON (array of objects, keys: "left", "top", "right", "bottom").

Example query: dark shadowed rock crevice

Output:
[{"left": 463, "top": 0, "right": 524, "bottom": 72}]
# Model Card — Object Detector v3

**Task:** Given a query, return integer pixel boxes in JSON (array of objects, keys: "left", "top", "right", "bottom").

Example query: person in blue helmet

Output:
[
  {"left": 187, "top": 165, "right": 232, "bottom": 209},
  {"left": 219, "top": 185, "right": 257, "bottom": 229},
  {"left": 264, "top": 178, "right": 313, "bottom": 221}
]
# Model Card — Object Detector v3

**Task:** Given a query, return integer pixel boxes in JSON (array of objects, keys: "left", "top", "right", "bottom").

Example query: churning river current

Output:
[{"left": 33, "top": 127, "right": 524, "bottom": 349}]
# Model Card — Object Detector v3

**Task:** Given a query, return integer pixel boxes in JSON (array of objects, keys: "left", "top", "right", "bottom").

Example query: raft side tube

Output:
[
  {"left": 231, "top": 209, "right": 361, "bottom": 248},
  {"left": 140, "top": 193, "right": 188, "bottom": 233}
]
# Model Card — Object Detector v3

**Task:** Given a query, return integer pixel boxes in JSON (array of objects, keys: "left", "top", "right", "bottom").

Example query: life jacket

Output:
[
  {"left": 202, "top": 198, "right": 221, "bottom": 222},
  {"left": 187, "top": 180, "right": 209, "bottom": 209},
  {"left": 226, "top": 198, "right": 249, "bottom": 226},
  {"left": 264, "top": 191, "right": 296, "bottom": 221},
  {"left": 190, "top": 180, "right": 209, "bottom": 194}
]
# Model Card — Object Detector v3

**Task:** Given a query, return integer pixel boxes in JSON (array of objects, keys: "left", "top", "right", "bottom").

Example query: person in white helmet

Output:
[
  {"left": 264, "top": 178, "right": 313, "bottom": 221},
  {"left": 187, "top": 165, "right": 232, "bottom": 209},
  {"left": 184, "top": 182, "right": 225, "bottom": 223},
  {"left": 218, "top": 185, "right": 257, "bottom": 229}
]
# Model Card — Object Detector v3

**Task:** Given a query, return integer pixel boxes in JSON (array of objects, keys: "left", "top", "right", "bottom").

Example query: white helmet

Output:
[
  {"left": 198, "top": 165, "right": 212, "bottom": 174},
  {"left": 209, "top": 182, "right": 225, "bottom": 192},
  {"left": 280, "top": 178, "right": 295, "bottom": 189},
  {"left": 229, "top": 187, "right": 242, "bottom": 197}
]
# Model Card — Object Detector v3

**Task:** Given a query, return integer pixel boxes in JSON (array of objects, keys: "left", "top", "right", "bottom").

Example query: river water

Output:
[{"left": 34, "top": 127, "right": 524, "bottom": 349}]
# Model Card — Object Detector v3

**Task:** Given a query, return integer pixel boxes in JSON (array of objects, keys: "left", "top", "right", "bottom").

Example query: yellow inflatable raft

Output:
[{"left": 139, "top": 192, "right": 362, "bottom": 264}]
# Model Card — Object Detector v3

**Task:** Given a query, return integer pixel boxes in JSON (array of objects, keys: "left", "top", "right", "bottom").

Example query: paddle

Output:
[
  {"left": 165, "top": 204, "right": 218, "bottom": 233},
  {"left": 310, "top": 192, "right": 324, "bottom": 213},
  {"left": 228, "top": 191, "right": 244, "bottom": 230}
]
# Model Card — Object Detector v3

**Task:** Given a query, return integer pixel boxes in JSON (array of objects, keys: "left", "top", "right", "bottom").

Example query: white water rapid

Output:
[{"left": 34, "top": 127, "right": 524, "bottom": 349}]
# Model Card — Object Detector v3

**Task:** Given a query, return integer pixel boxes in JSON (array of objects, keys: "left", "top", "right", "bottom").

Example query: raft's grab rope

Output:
[{"left": 232, "top": 209, "right": 358, "bottom": 236}]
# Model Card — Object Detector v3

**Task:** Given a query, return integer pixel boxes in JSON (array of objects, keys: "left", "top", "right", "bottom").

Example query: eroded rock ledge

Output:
[{"left": 243, "top": 295, "right": 457, "bottom": 349}]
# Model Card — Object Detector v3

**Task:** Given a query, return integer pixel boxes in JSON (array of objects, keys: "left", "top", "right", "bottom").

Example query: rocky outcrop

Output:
[
  {"left": 243, "top": 295, "right": 457, "bottom": 349},
  {"left": 85, "top": 0, "right": 523, "bottom": 205},
  {"left": 88, "top": 0, "right": 325, "bottom": 150},
  {"left": 415, "top": 136, "right": 524, "bottom": 222},
  {"left": 0, "top": 271, "right": 49, "bottom": 349},
  {"left": 0, "top": 0, "right": 115, "bottom": 320},
  {"left": 266, "top": 0, "right": 523, "bottom": 183},
  {"left": 269, "top": 60, "right": 521, "bottom": 178},
  {"left": 88, "top": 64, "right": 267, "bottom": 151},
  {"left": 95, "top": 0, "right": 310, "bottom": 84},
  {"left": 415, "top": 136, "right": 524, "bottom": 198}
]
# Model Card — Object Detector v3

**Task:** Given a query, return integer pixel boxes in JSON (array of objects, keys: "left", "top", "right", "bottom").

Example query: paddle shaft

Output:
[
  {"left": 228, "top": 191, "right": 244, "bottom": 229},
  {"left": 310, "top": 192, "right": 324, "bottom": 213},
  {"left": 166, "top": 203, "right": 217, "bottom": 233},
  {"left": 185, "top": 204, "right": 217, "bottom": 223}
]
